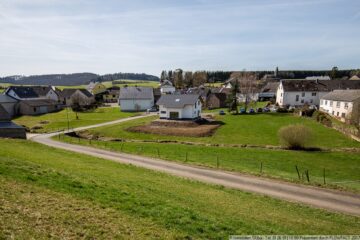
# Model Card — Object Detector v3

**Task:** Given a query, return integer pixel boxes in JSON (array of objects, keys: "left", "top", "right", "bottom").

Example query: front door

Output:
[{"left": 169, "top": 112, "right": 179, "bottom": 119}]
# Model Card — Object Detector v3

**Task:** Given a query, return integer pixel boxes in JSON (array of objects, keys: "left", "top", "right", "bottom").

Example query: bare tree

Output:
[{"left": 230, "top": 71, "right": 258, "bottom": 111}]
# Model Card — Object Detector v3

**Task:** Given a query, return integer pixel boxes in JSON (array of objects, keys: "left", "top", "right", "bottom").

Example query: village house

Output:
[
  {"left": 276, "top": 80, "right": 360, "bottom": 107},
  {"left": 160, "top": 80, "right": 176, "bottom": 94},
  {"left": 103, "top": 86, "right": 120, "bottom": 103},
  {"left": 206, "top": 93, "right": 227, "bottom": 109},
  {"left": 157, "top": 94, "right": 202, "bottom": 120},
  {"left": 259, "top": 82, "right": 279, "bottom": 101},
  {"left": 320, "top": 90, "right": 360, "bottom": 124},
  {"left": 18, "top": 99, "right": 63, "bottom": 115},
  {"left": 0, "top": 104, "right": 26, "bottom": 139},
  {"left": 87, "top": 82, "right": 107, "bottom": 95},
  {"left": 31, "top": 86, "right": 61, "bottom": 102},
  {"left": 0, "top": 94, "right": 18, "bottom": 117},
  {"left": 119, "top": 87, "right": 154, "bottom": 112},
  {"left": 60, "top": 89, "right": 95, "bottom": 107}
]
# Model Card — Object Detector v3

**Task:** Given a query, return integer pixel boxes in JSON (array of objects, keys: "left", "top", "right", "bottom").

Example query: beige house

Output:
[
  {"left": 87, "top": 82, "right": 107, "bottom": 95},
  {"left": 60, "top": 89, "right": 95, "bottom": 107},
  {"left": 320, "top": 90, "right": 360, "bottom": 124}
]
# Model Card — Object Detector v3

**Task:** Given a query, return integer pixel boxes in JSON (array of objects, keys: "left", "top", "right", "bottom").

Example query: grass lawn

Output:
[
  {"left": 13, "top": 107, "right": 136, "bottom": 133},
  {"left": 0, "top": 138, "right": 359, "bottom": 238},
  {"left": 85, "top": 113, "right": 360, "bottom": 149}
]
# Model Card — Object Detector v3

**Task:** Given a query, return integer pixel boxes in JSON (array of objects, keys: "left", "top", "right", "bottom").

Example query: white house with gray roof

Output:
[
  {"left": 320, "top": 90, "right": 360, "bottom": 124},
  {"left": 119, "top": 87, "right": 154, "bottom": 112},
  {"left": 156, "top": 94, "right": 201, "bottom": 120}
]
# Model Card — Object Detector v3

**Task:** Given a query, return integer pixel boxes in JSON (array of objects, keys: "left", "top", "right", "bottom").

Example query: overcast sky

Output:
[{"left": 0, "top": 0, "right": 359, "bottom": 77}]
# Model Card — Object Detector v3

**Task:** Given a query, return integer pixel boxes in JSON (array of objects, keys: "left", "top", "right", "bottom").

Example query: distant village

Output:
[{"left": 0, "top": 68, "right": 360, "bottom": 139}]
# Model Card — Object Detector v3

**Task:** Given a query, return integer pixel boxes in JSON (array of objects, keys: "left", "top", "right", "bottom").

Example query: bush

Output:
[
  {"left": 312, "top": 111, "right": 332, "bottom": 127},
  {"left": 276, "top": 107, "right": 288, "bottom": 113},
  {"left": 278, "top": 124, "right": 313, "bottom": 150}
]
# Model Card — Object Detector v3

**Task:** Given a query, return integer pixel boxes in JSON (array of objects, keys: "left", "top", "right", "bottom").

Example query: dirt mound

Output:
[{"left": 127, "top": 119, "right": 221, "bottom": 137}]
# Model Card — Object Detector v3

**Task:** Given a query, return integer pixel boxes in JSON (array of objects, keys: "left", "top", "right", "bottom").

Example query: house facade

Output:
[
  {"left": 157, "top": 94, "right": 202, "bottom": 120},
  {"left": 103, "top": 87, "right": 120, "bottom": 103},
  {"left": 18, "top": 99, "right": 63, "bottom": 116},
  {"left": 60, "top": 89, "right": 95, "bottom": 107},
  {"left": 160, "top": 80, "right": 176, "bottom": 94},
  {"left": 0, "top": 104, "right": 26, "bottom": 139},
  {"left": 320, "top": 90, "right": 360, "bottom": 124},
  {"left": 276, "top": 80, "right": 360, "bottom": 107},
  {"left": 31, "top": 86, "right": 61, "bottom": 102},
  {"left": 0, "top": 94, "right": 18, "bottom": 117},
  {"left": 119, "top": 87, "right": 154, "bottom": 112},
  {"left": 206, "top": 93, "right": 227, "bottom": 109}
]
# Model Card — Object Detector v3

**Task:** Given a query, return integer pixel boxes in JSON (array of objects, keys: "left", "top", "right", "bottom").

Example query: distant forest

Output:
[
  {"left": 0, "top": 72, "right": 160, "bottom": 86},
  {"left": 160, "top": 68, "right": 360, "bottom": 88}
]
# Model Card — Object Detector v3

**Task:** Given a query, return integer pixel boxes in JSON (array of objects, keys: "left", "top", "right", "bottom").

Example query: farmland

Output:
[
  {"left": 13, "top": 107, "right": 136, "bottom": 133},
  {"left": 0, "top": 138, "right": 359, "bottom": 238},
  {"left": 59, "top": 113, "right": 360, "bottom": 192}
]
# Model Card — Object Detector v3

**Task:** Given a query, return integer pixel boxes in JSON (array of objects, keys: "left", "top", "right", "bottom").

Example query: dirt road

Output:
[{"left": 30, "top": 115, "right": 360, "bottom": 216}]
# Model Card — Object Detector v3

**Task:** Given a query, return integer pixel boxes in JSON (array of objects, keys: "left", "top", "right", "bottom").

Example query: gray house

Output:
[
  {"left": 119, "top": 87, "right": 154, "bottom": 112},
  {"left": 0, "top": 105, "right": 26, "bottom": 139}
]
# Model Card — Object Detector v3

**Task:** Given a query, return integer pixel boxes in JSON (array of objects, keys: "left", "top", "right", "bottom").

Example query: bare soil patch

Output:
[{"left": 127, "top": 119, "right": 221, "bottom": 137}]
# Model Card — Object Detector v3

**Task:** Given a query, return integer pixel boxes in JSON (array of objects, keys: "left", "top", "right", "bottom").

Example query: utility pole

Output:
[{"left": 66, "top": 107, "right": 70, "bottom": 131}]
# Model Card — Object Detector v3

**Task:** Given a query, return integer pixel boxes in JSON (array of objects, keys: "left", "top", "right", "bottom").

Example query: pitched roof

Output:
[
  {"left": 20, "top": 99, "right": 60, "bottom": 107},
  {"left": 161, "top": 80, "right": 173, "bottom": 87},
  {"left": 321, "top": 90, "right": 360, "bottom": 102},
  {"left": 119, "top": 87, "right": 154, "bottom": 100},
  {"left": 0, "top": 104, "right": 11, "bottom": 121},
  {"left": 6, "top": 86, "right": 39, "bottom": 98},
  {"left": 0, "top": 94, "right": 18, "bottom": 103},
  {"left": 60, "top": 89, "right": 93, "bottom": 98},
  {"left": 261, "top": 82, "right": 279, "bottom": 93},
  {"left": 281, "top": 80, "right": 360, "bottom": 92},
  {"left": 350, "top": 75, "right": 360, "bottom": 81},
  {"left": 156, "top": 94, "right": 200, "bottom": 108},
  {"left": 31, "top": 86, "right": 53, "bottom": 97}
]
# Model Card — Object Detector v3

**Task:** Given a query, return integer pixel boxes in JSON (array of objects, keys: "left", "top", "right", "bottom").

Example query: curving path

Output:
[{"left": 30, "top": 115, "right": 360, "bottom": 216}]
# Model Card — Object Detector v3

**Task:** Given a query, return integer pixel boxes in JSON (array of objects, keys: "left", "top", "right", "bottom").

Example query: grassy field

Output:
[
  {"left": 59, "top": 113, "right": 360, "bottom": 191},
  {"left": 85, "top": 113, "right": 360, "bottom": 149},
  {"left": 13, "top": 107, "right": 136, "bottom": 133},
  {"left": 0, "top": 138, "right": 359, "bottom": 238}
]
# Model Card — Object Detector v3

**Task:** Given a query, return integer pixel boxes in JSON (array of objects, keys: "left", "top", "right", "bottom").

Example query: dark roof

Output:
[
  {"left": 0, "top": 121, "right": 25, "bottom": 129},
  {"left": 322, "top": 90, "right": 360, "bottom": 102},
  {"left": 261, "top": 82, "right": 279, "bottom": 93},
  {"left": 60, "top": 89, "right": 93, "bottom": 98},
  {"left": 119, "top": 87, "right": 154, "bottom": 100},
  {"left": 6, "top": 86, "right": 39, "bottom": 98},
  {"left": 31, "top": 86, "right": 53, "bottom": 97},
  {"left": 156, "top": 94, "right": 200, "bottom": 108},
  {"left": 186, "top": 87, "right": 211, "bottom": 98},
  {"left": 0, "top": 104, "right": 11, "bottom": 121},
  {"left": 281, "top": 80, "right": 360, "bottom": 92},
  {"left": 20, "top": 99, "right": 60, "bottom": 107},
  {"left": 161, "top": 80, "right": 173, "bottom": 87}
]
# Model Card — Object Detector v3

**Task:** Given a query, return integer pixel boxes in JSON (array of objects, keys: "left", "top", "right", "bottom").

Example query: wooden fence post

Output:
[
  {"left": 323, "top": 168, "right": 326, "bottom": 184},
  {"left": 295, "top": 165, "right": 301, "bottom": 180},
  {"left": 260, "top": 162, "right": 263, "bottom": 174}
]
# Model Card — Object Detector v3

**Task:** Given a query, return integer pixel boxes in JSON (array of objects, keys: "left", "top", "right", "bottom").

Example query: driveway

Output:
[{"left": 30, "top": 115, "right": 360, "bottom": 216}]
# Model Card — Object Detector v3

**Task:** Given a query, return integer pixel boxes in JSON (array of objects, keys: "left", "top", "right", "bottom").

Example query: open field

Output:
[
  {"left": 13, "top": 107, "right": 136, "bottom": 133},
  {"left": 84, "top": 113, "right": 360, "bottom": 149},
  {"left": 0, "top": 138, "right": 359, "bottom": 238},
  {"left": 60, "top": 113, "right": 360, "bottom": 192},
  {"left": 56, "top": 79, "right": 159, "bottom": 90}
]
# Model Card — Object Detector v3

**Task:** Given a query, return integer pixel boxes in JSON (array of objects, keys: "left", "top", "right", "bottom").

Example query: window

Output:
[
  {"left": 33, "top": 107, "right": 37, "bottom": 112},
  {"left": 332, "top": 111, "right": 335, "bottom": 115},
  {"left": 341, "top": 113, "right": 345, "bottom": 118},
  {"left": 337, "top": 112, "right": 339, "bottom": 116},
  {"left": 281, "top": 93, "right": 283, "bottom": 97},
  {"left": 311, "top": 92, "right": 316, "bottom": 96},
  {"left": 344, "top": 102, "right": 348, "bottom": 109},
  {"left": 330, "top": 101, "right": 333, "bottom": 106},
  {"left": 160, "top": 111, "right": 166, "bottom": 114},
  {"left": 296, "top": 95, "right": 299, "bottom": 101},
  {"left": 336, "top": 101, "right": 340, "bottom": 108},
  {"left": 325, "top": 100, "right": 328, "bottom": 105},
  {"left": 301, "top": 92, "right": 305, "bottom": 97},
  {"left": 310, "top": 99, "right": 313, "bottom": 103},
  {"left": 301, "top": 99, "right": 304, "bottom": 103}
]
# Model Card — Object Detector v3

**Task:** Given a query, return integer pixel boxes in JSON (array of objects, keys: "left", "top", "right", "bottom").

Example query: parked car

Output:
[
  {"left": 249, "top": 108, "right": 255, "bottom": 114},
  {"left": 257, "top": 108, "right": 263, "bottom": 113},
  {"left": 219, "top": 110, "right": 226, "bottom": 115},
  {"left": 240, "top": 108, "right": 246, "bottom": 114},
  {"left": 147, "top": 107, "right": 158, "bottom": 113}
]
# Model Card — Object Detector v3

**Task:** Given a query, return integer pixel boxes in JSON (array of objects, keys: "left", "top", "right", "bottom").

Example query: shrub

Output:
[
  {"left": 278, "top": 124, "right": 313, "bottom": 150},
  {"left": 312, "top": 111, "right": 332, "bottom": 127},
  {"left": 276, "top": 107, "right": 288, "bottom": 113}
]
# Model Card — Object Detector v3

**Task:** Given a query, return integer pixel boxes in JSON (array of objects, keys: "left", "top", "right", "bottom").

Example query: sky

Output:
[{"left": 0, "top": 0, "right": 359, "bottom": 77}]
